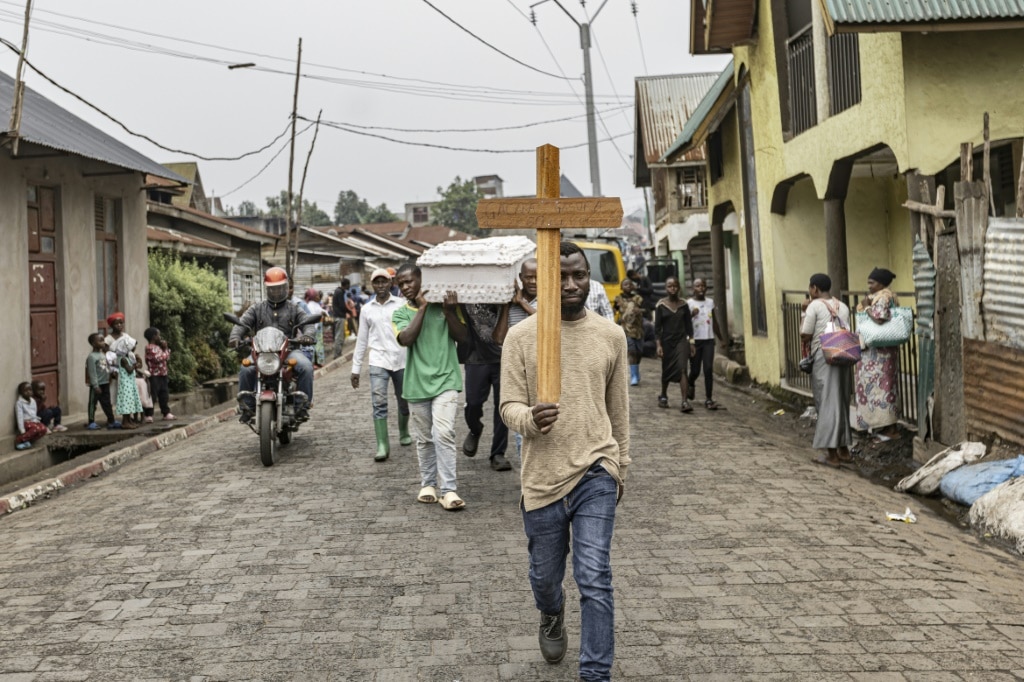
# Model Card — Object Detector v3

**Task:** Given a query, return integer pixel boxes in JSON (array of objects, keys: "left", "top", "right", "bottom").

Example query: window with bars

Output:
[{"left": 675, "top": 167, "right": 707, "bottom": 209}]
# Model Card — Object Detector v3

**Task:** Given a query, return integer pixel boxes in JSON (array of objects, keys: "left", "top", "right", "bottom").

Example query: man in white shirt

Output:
[
  {"left": 585, "top": 280, "right": 614, "bottom": 320},
  {"left": 351, "top": 268, "right": 410, "bottom": 461}
]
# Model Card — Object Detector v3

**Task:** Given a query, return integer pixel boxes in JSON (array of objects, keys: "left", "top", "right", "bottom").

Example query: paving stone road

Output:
[{"left": 2, "top": 358, "right": 1024, "bottom": 682}]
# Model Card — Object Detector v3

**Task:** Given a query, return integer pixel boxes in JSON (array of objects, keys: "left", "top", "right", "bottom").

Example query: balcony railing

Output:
[
  {"left": 786, "top": 24, "right": 817, "bottom": 136},
  {"left": 781, "top": 290, "right": 919, "bottom": 425},
  {"left": 828, "top": 32, "right": 862, "bottom": 115}
]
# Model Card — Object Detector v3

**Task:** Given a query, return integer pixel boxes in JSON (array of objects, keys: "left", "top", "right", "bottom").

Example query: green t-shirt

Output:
[{"left": 391, "top": 302, "right": 463, "bottom": 401}]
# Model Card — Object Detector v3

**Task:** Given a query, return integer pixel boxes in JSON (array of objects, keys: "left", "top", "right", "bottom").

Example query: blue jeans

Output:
[
  {"left": 522, "top": 463, "right": 617, "bottom": 681},
  {"left": 408, "top": 390, "right": 459, "bottom": 495},
  {"left": 238, "top": 350, "right": 313, "bottom": 409},
  {"left": 369, "top": 366, "right": 409, "bottom": 419}
]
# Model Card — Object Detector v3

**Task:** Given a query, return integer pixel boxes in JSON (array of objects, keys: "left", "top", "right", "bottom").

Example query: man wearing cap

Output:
[{"left": 351, "top": 268, "right": 411, "bottom": 461}]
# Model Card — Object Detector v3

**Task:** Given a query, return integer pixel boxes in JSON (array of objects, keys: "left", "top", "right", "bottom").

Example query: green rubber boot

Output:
[
  {"left": 373, "top": 418, "right": 390, "bottom": 461},
  {"left": 397, "top": 412, "right": 412, "bottom": 447}
]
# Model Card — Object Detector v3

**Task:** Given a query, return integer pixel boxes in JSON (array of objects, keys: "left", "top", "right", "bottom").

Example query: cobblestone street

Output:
[{"left": 2, "top": 360, "right": 1024, "bottom": 681}]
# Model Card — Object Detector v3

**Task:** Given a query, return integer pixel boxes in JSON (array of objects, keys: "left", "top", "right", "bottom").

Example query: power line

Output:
[
  {"left": 579, "top": 8, "right": 635, "bottom": 170},
  {"left": 309, "top": 116, "right": 631, "bottom": 154},
  {"left": 220, "top": 122, "right": 315, "bottom": 198},
  {"left": 417, "top": 0, "right": 571, "bottom": 80},
  {"left": 0, "top": 3, "right": 623, "bottom": 100},
  {"left": 310, "top": 104, "right": 631, "bottom": 134},
  {"left": 0, "top": 36, "right": 294, "bottom": 162}
]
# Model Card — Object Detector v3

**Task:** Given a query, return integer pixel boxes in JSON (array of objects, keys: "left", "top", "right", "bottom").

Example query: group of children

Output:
[{"left": 14, "top": 314, "right": 175, "bottom": 451}]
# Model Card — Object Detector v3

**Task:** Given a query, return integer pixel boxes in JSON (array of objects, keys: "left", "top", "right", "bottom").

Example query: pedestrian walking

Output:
[
  {"left": 331, "top": 282, "right": 348, "bottom": 358},
  {"left": 500, "top": 241, "right": 630, "bottom": 682},
  {"left": 655, "top": 276, "right": 696, "bottom": 412},
  {"left": 393, "top": 263, "right": 470, "bottom": 511},
  {"left": 613, "top": 278, "right": 645, "bottom": 386},
  {"left": 686, "top": 278, "right": 725, "bottom": 410},
  {"left": 801, "top": 273, "right": 854, "bottom": 469},
  {"left": 494, "top": 258, "right": 538, "bottom": 461},
  {"left": 461, "top": 302, "right": 512, "bottom": 472},
  {"left": 351, "top": 268, "right": 411, "bottom": 462}
]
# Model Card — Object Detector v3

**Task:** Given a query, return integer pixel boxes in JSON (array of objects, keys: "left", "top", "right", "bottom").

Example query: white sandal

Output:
[
  {"left": 417, "top": 486, "right": 437, "bottom": 504},
  {"left": 438, "top": 491, "right": 465, "bottom": 511}
]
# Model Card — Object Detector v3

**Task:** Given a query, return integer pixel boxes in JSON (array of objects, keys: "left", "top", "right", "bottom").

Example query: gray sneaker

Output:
[
  {"left": 490, "top": 454, "right": 512, "bottom": 471},
  {"left": 538, "top": 605, "right": 567, "bottom": 664}
]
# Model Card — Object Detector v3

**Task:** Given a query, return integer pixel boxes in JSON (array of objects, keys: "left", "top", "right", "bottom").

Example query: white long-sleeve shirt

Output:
[
  {"left": 15, "top": 396, "right": 39, "bottom": 434},
  {"left": 351, "top": 294, "right": 408, "bottom": 374}
]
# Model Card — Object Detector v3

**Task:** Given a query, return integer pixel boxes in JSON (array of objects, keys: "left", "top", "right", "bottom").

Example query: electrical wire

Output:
[
  {"left": 416, "top": 0, "right": 571, "bottom": 80},
  {"left": 219, "top": 121, "right": 315, "bottom": 198},
  {"left": 578, "top": 6, "right": 635, "bottom": 170},
  {"left": 0, "top": 36, "right": 294, "bottom": 162},
  {"left": 313, "top": 117, "right": 631, "bottom": 154},
  {"left": 0, "top": 3, "right": 623, "bottom": 102},
  {"left": 302, "top": 105, "right": 631, "bottom": 134}
]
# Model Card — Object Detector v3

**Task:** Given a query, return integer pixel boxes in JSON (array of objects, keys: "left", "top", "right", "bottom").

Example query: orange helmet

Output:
[{"left": 264, "top": 267, "right": 289, "bottom": 304}]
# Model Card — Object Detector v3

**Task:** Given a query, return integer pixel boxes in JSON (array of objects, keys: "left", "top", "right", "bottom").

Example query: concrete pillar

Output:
[
  {"left": 811, "top": 0, "right": 830, "bottom": 123},
  {"left": 824, "top": 198, "right": 849, "bottom": 298},
  {"left": 710, "top": 222, "right": 729, "bottom": 348}
]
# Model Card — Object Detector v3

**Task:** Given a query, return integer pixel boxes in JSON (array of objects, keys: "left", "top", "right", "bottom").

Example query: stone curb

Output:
[{"left": 0, "top": 346, "right": 354, "bottom": 518}]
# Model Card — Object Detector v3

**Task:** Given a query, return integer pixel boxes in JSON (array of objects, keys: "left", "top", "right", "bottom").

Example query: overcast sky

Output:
[{"left": 0, "top": 0, "right": 729, "bottom": 219}]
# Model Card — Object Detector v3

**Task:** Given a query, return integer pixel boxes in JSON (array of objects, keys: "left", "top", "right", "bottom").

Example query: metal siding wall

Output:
[
  {"left": 964, "top": 338, "right": 1024, "bottom": 445},
  {"left": 983, "top": 218, "right": 1024, "bottom": 350}
]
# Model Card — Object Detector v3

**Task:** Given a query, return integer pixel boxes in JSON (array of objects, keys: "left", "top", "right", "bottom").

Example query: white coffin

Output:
[{"left": 418, "top": 236, "right": 537, "bottom": 304}]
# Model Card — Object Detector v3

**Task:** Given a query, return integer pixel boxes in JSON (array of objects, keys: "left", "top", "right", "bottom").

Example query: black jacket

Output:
[{"left": 229, "top": 300, "right": 315, "bottom": 344}]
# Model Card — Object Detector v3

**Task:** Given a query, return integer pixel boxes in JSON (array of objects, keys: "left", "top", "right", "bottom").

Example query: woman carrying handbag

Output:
[
  {"left": 800, "top": 273, "right": 854, "bottom": 469},
  {"left": 854, "top": 268, "right": 904, "bottom": 437}
]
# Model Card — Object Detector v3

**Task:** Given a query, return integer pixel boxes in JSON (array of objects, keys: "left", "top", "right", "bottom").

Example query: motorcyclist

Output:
[{"left": 229, "top": 267, "right": 316, "bottom": 423}]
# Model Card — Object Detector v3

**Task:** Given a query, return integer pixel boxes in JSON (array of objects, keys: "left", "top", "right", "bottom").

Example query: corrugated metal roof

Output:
[
  {"left": 635, "top": 72, "right": 721, "bottom": 165},
  {"left": 0, "top": 70, "right": 186, "bottom": 182},
  {"left": 659, "top": 62, "right": 735, "bottom": 164},
  {"left": 823, "top": 0, "right": 1024, "bottom": 26}
]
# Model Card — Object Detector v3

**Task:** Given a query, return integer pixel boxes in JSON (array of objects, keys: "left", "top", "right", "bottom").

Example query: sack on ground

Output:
[
  {"left": 857, "top": 307, "right": 913, "bottom": 348},
  {"left": 894, "top": 441, "right": 986, "bottom": 495},
  {"left": 968, "top": 476, "right": 1024, "bottom": 555},
  {"left": 939, "top": 454, "right": 1024, "bottom": 506}
]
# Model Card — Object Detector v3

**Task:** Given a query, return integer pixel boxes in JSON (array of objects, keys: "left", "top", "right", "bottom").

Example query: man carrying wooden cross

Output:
[{"left": 485, "top": 145, "right": 629, "bottom": 681}]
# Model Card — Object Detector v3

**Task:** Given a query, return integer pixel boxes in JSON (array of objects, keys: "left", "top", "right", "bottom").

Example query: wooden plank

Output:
[
  {"left": 901, "top": 199, "right": 955, "bottom": 220},
  {"left": 933, "top": 230, "right": 966, "bottom": 444},
  {"left": 476, "top": 197, "right": 623, "bottom": 229},
  {"left": 536, "top": 144, "right": 562, "bottom": 404}
]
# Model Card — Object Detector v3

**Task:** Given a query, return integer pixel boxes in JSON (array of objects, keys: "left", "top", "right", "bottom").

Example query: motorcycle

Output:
[{"left": 224, "top": 312, "right": 320, "bottom": 467}]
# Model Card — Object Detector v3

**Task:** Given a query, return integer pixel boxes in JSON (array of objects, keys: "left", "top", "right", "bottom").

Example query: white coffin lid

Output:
[{"left": 417, "top": 236, "right": 537, "bottom": 266}]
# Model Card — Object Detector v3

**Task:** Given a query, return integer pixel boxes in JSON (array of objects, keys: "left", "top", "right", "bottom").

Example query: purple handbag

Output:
[{"left": 819, "top": 300, "right": 861, "bottom": 367}]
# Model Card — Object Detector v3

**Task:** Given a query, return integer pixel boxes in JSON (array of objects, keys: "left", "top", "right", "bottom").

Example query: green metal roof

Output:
[
  {"left": 823, "top": 0, "right": 1024, "bottom": 26},
  {"left": 658, "top": 61, "right": 734, "bottom": 164}
]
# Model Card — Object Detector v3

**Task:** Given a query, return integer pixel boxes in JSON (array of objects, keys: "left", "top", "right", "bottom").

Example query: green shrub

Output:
[{"left": 148, "top": 252, "right": 236, "bottom": 392}]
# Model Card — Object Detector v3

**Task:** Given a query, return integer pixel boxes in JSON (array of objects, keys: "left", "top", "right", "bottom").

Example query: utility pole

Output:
[
  {"left": 531, "top": 0, "right": 609, "bottom": 197},
  {"left": 285, "top": 38, "right": 302, "bottom": 283},
  {"left": 5, "top": 0, "right": 33, "bottom": 155}
]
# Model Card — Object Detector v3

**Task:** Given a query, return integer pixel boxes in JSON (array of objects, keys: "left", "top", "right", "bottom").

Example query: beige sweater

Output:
[{"left": 500, "top": 311, "right": 631, "bottom": 511}]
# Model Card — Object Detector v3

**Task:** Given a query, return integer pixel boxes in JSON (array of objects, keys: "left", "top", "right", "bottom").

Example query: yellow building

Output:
[{"left": 663, "top": 0, "right": 1024, "bottom": 412}]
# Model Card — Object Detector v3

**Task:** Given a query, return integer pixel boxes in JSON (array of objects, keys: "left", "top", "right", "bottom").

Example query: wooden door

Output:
[{"left": 28, "top": 186, "right": 60, "bottom": 404}]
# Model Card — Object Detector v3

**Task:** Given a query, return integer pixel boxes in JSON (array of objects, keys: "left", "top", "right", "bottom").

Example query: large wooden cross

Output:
[{"left": 476, "top": 144, "right": 623, "bottom": 403}]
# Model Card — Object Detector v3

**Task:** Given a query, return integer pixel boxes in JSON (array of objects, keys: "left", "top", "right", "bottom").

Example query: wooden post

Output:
[
  {"left": 476, "top": 144, "right": 623, "bottom": 405},
  {"left": 5, "top": 0, "right": 33, "bottom": 155},
  {"left": 535, "top": 144, "right": 562, "bottom": 403}
]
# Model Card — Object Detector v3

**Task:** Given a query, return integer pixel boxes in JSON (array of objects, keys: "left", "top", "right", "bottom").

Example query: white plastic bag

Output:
[{"left": 894, "top": 441, "right": 986, "bottom": 495}]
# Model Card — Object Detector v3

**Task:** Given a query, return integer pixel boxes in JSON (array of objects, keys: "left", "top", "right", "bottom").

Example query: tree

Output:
[
  {"left": 364, "top": 202, "right": 399, "bottom": 223},
  {"left": 235, "top": 200, "right": 261, "bottom": 217},
  {"left": 432, "top": 176, "right": 482, "bottom": 235},
  {"left": 334, "top": 190, "right": 370, "bottom": 224},
  {"left": 264, "top": 191, "right": 331, "bottom": 226}
]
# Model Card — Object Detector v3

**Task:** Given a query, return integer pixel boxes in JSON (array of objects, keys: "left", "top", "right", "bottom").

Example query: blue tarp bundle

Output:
[{"left": 940, "top": 455, "right": 1024, "bottom": 507}]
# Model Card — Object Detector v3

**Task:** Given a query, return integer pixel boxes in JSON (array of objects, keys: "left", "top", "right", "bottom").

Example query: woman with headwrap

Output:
[
  {"left": 104, "top": 312, "right": 143, "bottom": 429},
  {"left": 854, "top": 267, "right": 900, "bottom": 436},
  {"left": 800, "top": 274, "right": 853, "bottom": 468}
]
